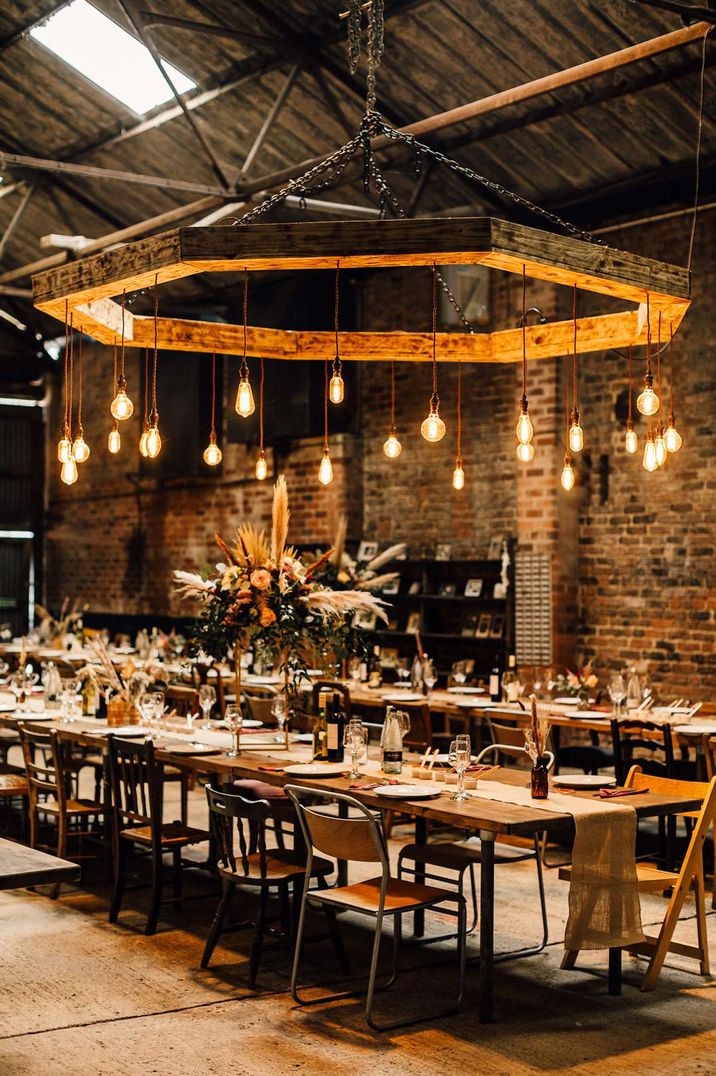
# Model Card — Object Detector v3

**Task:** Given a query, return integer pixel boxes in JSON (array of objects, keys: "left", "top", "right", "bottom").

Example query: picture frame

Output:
[
  {"left": 381, "top": 576, "right": 401, "bottom": 595},
  {"left": 475, "top": 612, "right": 492, "bottom": 638},
  {"left": 462, "top": 614, "right": 478, "bottom": 637},
  {"left": 464, "top": 577, "right": 483, "bottom": 597},
  {"left": 357, "top": 540, "right": 379, "bottom": 562},
  {"left": 353, "top": 608, "right": 377, "bottom": 631},
  {"left": 405, "top": 611, "right": 421, "bottom": 634},
  {"left": 439, "top": 582, "right": 457, "bottom": 596},
  {"left": 435, "top": 543, "right": 452, "bottom": 561},
  {"left": 487, "top": 535, "right": 505, "bottom": 560},
  {"left": 489, "top": 613, "right": 506, "bottom": 639},
  {"left": 493, "top": 582, "right": 507, "bottom": 600}
]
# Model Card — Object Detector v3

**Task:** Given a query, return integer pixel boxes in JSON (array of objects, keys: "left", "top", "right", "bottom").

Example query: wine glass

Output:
[
  {"left": 422, "top": 658, "right": 437, "bottom": 695},
  {"left": 224, "top": 704, "right": 243, "bottom": 757},
  {"left": 348, "top": 655, "right": 363, "bottom": 684},
  {"left": 60, "top": 678, "right": 80, "bottom": 724},
  {"left": 271, "top": 695, "right": 288, "bottom": 743},
  {"left": 396, "top": 709, "right": 411, "bottom": 741},
  {"left": 448, "top": 734, "right": 472, "bottom": 802},
  {"left": 343, "top": 720, "right": 368, "bottom": 779},
  {"left": 396, "top": 658, "right": 410, "bottom": 687},
  {"left": 137, "top": 692, "right": 155, "bottom": 732},
  {"left": 451, "top": 660, "right": 467, "bottom": 687},
  {"left": 608, "top": 673, "right": 626, "bottom": 719},
  {"left": 150, "top": 690, "right": 165, "bottom": 733},
  {"left": 8, "top": 672, "right": 25, "bottom": 712},
  {"left": 198, "top": 684, "right": 216, "bottom": 728}
]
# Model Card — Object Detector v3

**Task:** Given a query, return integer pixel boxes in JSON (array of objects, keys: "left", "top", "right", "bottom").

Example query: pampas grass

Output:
[
  {"left": 271, "top": 474, "right": 289, "bottom": 563},
  {"left": 524, "top": 693, "right": 550, "bottom": 763},
  {"left": 305, "top": 588, "right": 389, "bottom": 624}
]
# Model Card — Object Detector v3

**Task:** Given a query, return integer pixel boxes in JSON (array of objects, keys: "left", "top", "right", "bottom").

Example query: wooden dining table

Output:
[{"left": 0, "top": 708, "right": 701, "bottom": 1023}]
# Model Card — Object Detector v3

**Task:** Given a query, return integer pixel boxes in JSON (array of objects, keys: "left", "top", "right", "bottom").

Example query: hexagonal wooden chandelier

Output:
[{"left": 32, "top": 216, "right": 690, "bottom": 363}]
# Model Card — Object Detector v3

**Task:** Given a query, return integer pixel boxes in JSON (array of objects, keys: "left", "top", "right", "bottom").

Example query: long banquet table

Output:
[{"left": 0, "top": 708, "right": 701, "bottom": 1023}]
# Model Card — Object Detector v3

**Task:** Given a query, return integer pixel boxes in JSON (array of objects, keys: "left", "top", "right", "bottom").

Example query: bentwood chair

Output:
[
  {"left": 19, "top": 723, "right": 105, "bottom": 897},
  {"left": 201, "top": 785, "right": 335, "bottom": 986},
  {"left": 108, "top": 736, "right": 211, "bottom": 934},
  {"left": 286, "top": 786, "right": 466, "bottom": 1031},
  {"left": 398, "top": 742, "right": 554, "bottom": 957},
  {"left": 560, "top": 767, "right": 716, "bottom": 991}
]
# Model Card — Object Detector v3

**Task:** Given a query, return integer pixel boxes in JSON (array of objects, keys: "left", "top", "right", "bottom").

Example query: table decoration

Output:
[
  {"left": 554, "top": 660, "right": 598, "bottom": 709},
  {"left": 524, "top": 695, "right": 551, "bottom": 799},
  {"left": 80, "top": 640, "right": 162, "bottom": 725},
  {"left": 34, "top": 597, "right": 88, "bottom": 647}
]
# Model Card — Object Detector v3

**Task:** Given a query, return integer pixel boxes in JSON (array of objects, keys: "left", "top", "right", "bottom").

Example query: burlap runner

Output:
[{"left": 472, "top": 781, "right": 645, "bottom": 951}]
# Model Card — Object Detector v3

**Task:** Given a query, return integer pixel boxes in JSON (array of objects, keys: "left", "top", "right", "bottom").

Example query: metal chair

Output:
[
  {"left": 398, "top": 741, "right": 554, "bottom": 958},
  {"left": 201, "top": 785, "right": 335, "bottom": 987},
  {"left": 286, "top": 785, "right": 466, "bottom": 1031},
  {"left": 107, "top": 735, "right": 211, "bottom": 934}
]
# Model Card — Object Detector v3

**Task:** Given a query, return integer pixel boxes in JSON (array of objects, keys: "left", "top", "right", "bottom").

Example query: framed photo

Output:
[
  {"left": 464, "top": 578, "right": 483, "bottom": 598},
  {"left": 489, "top": 613, "right": 506, "bottom": 639},
  {"left": 408, "top": 581, "right": 421, "bottom": 595},
  {"left": 357, "top": 540, "right": 379, "bottom": 562},
  {"left": 493, "top": 582, "right": 507, "bottom": 600},
  {"left": 381, "top": 576, "right": 401, "bottom": 595},
  {"left": 380, "top": 647, "right": 399, "bottom": 664},
  {"left": 462, "top": 614, "right": 478, "bottom": 637},
  {"left": 475, "top": 612, "right": 492, "bottom": 638},
  {"left": 487, "top": 535, "right": 505, "bottom": 560},
  {"left": 388, "top": 617, "right": 399, "bottom": 631},
  {"left": 439, "top": 582, "right": 456, "bottom": 596},
  {"left": 405, "top": 612, "right": 421, "bottom": 634},
  {"left": 353, "top": 609, "right": 377, "bottom": 631},
  {"left": 435, "top": 543, "right": 452, "bottom": 561}
]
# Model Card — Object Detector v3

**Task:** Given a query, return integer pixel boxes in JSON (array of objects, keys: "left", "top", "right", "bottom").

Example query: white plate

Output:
[
  {"left": 447, "top": 686, "right": 485, "bottom": 695},
  {"left": 432, "top": 753, "right": 478, "bottom": 764},
  {"left": 562, "top": 709, "right": 609, "bottom": 721},
  {"left": 292, "top": 733, "right": 314, "bottom": 743},
  {"left": 215, "top": 718, "right": 262, "bottom": 729},
  {"left": 383, "top": 693, "right": 423, "bottom": 703},
  {"left": 13, "top": 713, "right": 53, "bottom": 722},
  {"left": 95, "top": 726, "right": 147, "bottom": 737},
  {"left": 454, "top": 697, "right": 483, "bottom": 709},
  {"left": 244, "top": 674, "right": 282, "bottom": 685},
  {"left": 0, "top": 702, "right": 17, "bottom": 713},
  {"left": 372, "top": 784, "right": 442, "bottom": 799},
  {"left": 553, "top": 696, "right": 595, "bottom": 706},
  {"left": 283, "top": 762, "right": 347, "bottom": 777},
  {"left": 673, "top": 724, "right": 716, "bottom": 737},
  {"left": 553, "top": 774, "right": 616, "bottom": 790},
  {"left": 652, "top": 706, "right": 696, "bottom": 716}
]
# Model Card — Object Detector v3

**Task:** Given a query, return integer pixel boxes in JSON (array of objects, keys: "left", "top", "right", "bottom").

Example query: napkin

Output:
[{"left": 598, "top": 787, "right": 648, "bottom": 799}]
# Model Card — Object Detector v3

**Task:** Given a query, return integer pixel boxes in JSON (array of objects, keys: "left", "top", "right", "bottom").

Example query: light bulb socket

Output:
[
  {"left": 332, "top": 356, "right": 342, "bottom": 376},
  {"left": 643, "top": 370, "right": 654, "bottom": 390},
  {"left": 570, "top": 406, "right": 580, "bottom": 426},
  {"left": 429, "top": 391, "right": 440, "bottom": 413},
  {"left": 520, "top": 394, "right": 529, "bottom": 415},
  {"left": 626, "top": 418, "right": 634, "bottom": 432},
  {"left": 116, "top": 374, "right": 127, "bottom": 392},
  {"left": 564, "top": 452, "right": 572, "bottom": 468}
]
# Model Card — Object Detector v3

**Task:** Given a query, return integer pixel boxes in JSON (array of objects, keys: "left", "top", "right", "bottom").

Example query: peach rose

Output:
[
  {"left": 250, "top": 569, "right": 271, "bottom": 590},
  {"left": 259, "top": 607, "right": 276, "bottom": 627}
]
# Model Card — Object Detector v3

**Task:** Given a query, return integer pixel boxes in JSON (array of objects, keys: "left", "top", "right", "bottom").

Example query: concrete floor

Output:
[{"left": 0, "top": 769, "right": 714, "bottom": 1076}]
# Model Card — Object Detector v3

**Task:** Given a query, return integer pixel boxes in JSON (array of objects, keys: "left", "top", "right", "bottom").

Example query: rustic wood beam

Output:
[
  {"left": 0, "top": 185, "right": 36, "bottom": 264},
  {"left": 0, "top": 151, "right": 228, "bottom": 197},
  {"left": 137, "top": 11, "right": 284, "bottom": 48},
  {"left": 0, "top": 0, "right": 71, "bottom": 54},
  {"left": 237, "top": 63, "right": 303, "bottom": 179}
]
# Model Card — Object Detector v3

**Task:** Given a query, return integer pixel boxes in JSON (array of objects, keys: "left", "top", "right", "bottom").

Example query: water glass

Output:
[
  {"left": 423, "top": 658, "right": 437, "bottom": 694},
  {"left": 271, "top": 695, "right": 288, "bottom": 742},
  {"left": 451, "top": 661, "right": 467, "bottom": 686},
  {"left": 198, "top": 684, "right": 216, "bottom": 728},
  {"left": 224, "top": 704, "right": 242, "bottom": 757},
  {"left": 448, "top": 734, "right": 472, "bottom": 802},
  {"left": 343, "top": 720, "right": 367, "bottom": 779},
  {"left": 138, "top": 692, "right": 155, "bottom": 731},
  {"left": 608, "top": 673, "right": 626, "bottom": 719}
]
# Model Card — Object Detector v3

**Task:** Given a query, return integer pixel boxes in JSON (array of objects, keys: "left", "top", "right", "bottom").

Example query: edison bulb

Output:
[
  {"left": 642, "top": 432, "right": 658, "bottom": 472},
  {"left": 625, "top": 423, "right": 638, "bottom": 455},
  {"left": 318, "top": 450, "right": 333, "bottom": 486},
  {"left": 568, "top": 419, "right": 584, "bottom": 454},
  {"left": 108, "top": 424, "right": 121, "bottom": 454},
  {"left": 516, "top": 441, "right": 535, "bottom": 462},
  {"left": 329, "top": 370, "right": 345, "bottom": 404},
  {"left": 255, "top": 450, "right": 268, "bottom": 481},
  {"left": 383, "top": 428, "right": 402, "bottom": 459},
  {"left": 72, "top": 434, "right": 90, "bottom": 463},
  {"left": 515, "top": 409, "right": 533, "bottom": 445},
  {"left": 235, "top": 376, "right": 255, "bottom": 417},
  {"left": 110, "top": 386, "right": 134, "bottom": 421},
  {"left": 146, "top": 425, "right": 161, "bottom": 459},
  {"left": 421, "top": 409, "right": 446, "bottom": 443},
  {"left": 452, "top": 462, "right": 465, "bottom": 490},
  {"left": 654, "top": 427, "right": 667, "bottom": 468},
  {"left": 57, "top": 435, "right": 72, "bottom": 463},
  {"left": 60, "top": 457, "right": 78, "bottom": 485},
  {"left": 664, "top": 422, "right": 682, "bottom": 453},
  {"left": 203, "top": 434, "right": 222, "bottom": 467},
  {"left": 139, "top": 424, "right": 150, "bottom": 458},
  {"left": 561, "top": 459, "right": 575, "bottom": 492},
  {"left": 636, "top": 382, "right": 659, "bottom": 417}
]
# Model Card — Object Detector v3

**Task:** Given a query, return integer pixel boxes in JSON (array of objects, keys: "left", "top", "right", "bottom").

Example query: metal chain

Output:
[{"left": 344, "top": 0, "right": 384, "bottom": 112}]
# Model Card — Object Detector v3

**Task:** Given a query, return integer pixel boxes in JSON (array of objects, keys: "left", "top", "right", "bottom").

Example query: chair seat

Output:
[
  {"left": 311, "top": 875, "right": 457, "bottom": 915},
  {"left": 219, "top": 849, "right": 333, "bottom": 884},
  {"left": 558, "top": 861, "right": 681, "bottom": 892},
  {"left": 42, "top": 796, "right": 105, "bottom": 815},
  {"left": 120, "top": 820, "right": 209, "bottom": 847},
  {"left": 68, "top": 754, "right": 104, "bottom": 771},
  {"left": 0, "top": 773, "right": 28, "bottom": 797}
]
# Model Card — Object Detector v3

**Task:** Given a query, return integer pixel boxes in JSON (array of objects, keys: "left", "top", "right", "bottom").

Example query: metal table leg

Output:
[
  {"left": 479, "top": 829, "right": 496, "bottom": 1023},
  {"left": 413, "top": 815, "right": 428, "bottom": 937},
  {"left": 608, "top": 947, "right": 622, "bottom": 995}
]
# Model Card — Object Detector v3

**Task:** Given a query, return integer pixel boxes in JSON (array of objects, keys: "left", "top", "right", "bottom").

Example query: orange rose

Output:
[
  {"left": 260, "top": 607, "right": 276, "bottom": 627},
  {"left": 250, "top": 569, "right": 271, "bottom": 591}
]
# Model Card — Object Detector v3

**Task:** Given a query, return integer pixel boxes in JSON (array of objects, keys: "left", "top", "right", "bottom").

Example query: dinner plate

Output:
[
  {"left": 454, "top": 697, "right": 483, "bottom": 709},
  {"left": 382, "top": 692, "right": 423, "bottom": 703},
  {"left": 244, "top": 674, "right": 282, "bottom": 685},
  {"left": 673, "top": 723, "right": 716, "bottom": 736},
  {"left": 292, "top": 733, "right": 314, "bottom": 743},
  {"left": 372, "top": 784, "right": 442, "bottom": 799},
  {"left": 158, "top": 741, "right": 222, "bottom": 755},
  {"left": 447, "top": 686, "right": 485, "bottom": 694},
  {"left": 0, "top": 702, "right": 17, "bottom": 713},
  {"left": 95, "top": 726, "right": 146, "bottom": 737},
  {"left": 553, "top": 774, "right": 616, "bottom": 790},
  {"left": 562, "top": 709, "right": 609, "bottom": 721},
  {"left": 553, "top": 696, "right": 595, "bottom": 706},
  {"left": 215, "top": 718, "right": 262, "bottom": 729},
  {"left": 13, "top": 713, "right": 53, "bottom": 722},
  {"left": 283, "top": 762, "right": 347, "bottom": 777}
]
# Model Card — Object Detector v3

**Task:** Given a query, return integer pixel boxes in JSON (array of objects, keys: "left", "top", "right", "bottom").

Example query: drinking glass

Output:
[
  {"left": 224, "top": 704, "right": 243, "bottom": 757},
  {"left": 448, "top": 734, "right": 472, "bottom": 802},
  {"left": 271, "top": 695, "right": 288, "bottom": 742},
  {"left": 198, "top": 684, "right": 216, "bottom": 728},
  {"left": 608, "top": 673, "right": 626, "bottom": 719},
  {"left": 348, "top": 655, "right": 363, "bottom": 684},
  {"left": 396, "top": 709, "right": 411, "bottom": 741},
  {"left": 451, "top": 661, "right": 467, "bottom": 686},
  {"left": 8, "top": 673, "right": 25, "bottom": 712},
  {"left": 137, "top": 692, "right": 155, "bottom": 731},
  {"left": 396, "top": 658, "right": 410, "bottom": 686},
  {"left": 150, "top": 690, "right": 165, "bottom": 732},
  {"left": 60, "top": 679, "right": 80, "bottom": 724},
  {"left": 343, "top": 721, "right": 368, "bottom": 779},
  {"left": 422, "top": 658, "right": 437, "bottom": 694}
]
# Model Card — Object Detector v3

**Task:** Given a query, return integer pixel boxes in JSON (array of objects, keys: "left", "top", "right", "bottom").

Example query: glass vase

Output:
[{"left": 531, "top": 755, "right": 550, "bottom": 799}]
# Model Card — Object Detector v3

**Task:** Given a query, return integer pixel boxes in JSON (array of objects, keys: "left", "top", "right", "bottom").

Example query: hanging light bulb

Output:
[
  {"left": 111, "top": 376, "right": 134, "bottom": 421},
  {"left": 318, "top": 448, "right": 333, "bottom": 486},
  {"left": 60, "top": 456, "right": 78, "bottom": 486},
  {"left": 57, "top": 432, "right": 72, "bottom": 463},
  {"left": 72, "top": 430, "right": 90, "bottom": 463},
  {"left": 516, "top": 441, "right": 535, "bottom": 463},
  {"left": 515, "top": 266, "right": 535, "bottom": 460},
  {"left": 664, "top": 417, "right": 682, "bottom": 453},
  {"left": 625, "top": 420, "right": 638, "bottom": 455},
  {"left": 139, "top": 422, "right": 150, "bottom": 458},
  {"left": 329, "top": 360, "right": 344, "bottom": 404},
  {"left": 654, "top": 421, "right": 667, "bottom": 468},
  {"left": 235, "top": 369, "right": 255, "bottom": 417},
  {"left": 146, "top": 423, "right": 161, "bottom": 459},
  {"left": 642, "top": 427, "right": 658, "bottom": 472},
  {"left": 515, "top": 403, "right": 533, "bottom": 446},
  {"left": 452, "top": 458, "right": 465, "bottom": 490},
  {"left": 636, "top": 371, "right": 659, "bottom": 416},
  {"left": 383, "top": 426, "right": 402, "bottom": 459},
  {"left": 421, "top": 396, "right": 446, "bottom": 442},
  {"left": 568, "top": 408, "right": 583, "bottom": 453},
  {"left": 203, "top": 432, "right": 222, "bottom": 467},
  {"left": 561, "top": 454, "right": 575, "bottom": 492},
  {"left": 108, "top": 421, "right": 121, "bottom": 454},
  {"left": 255, "top": 449, "right": 268, "bottom": 481}
]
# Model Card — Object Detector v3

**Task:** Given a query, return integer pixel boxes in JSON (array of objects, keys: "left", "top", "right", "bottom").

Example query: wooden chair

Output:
[
  {"left": 560, "top": 766, "right": 716, "bottom": 991},
  {"left": 18, "top": 723, "right": 105, "bottom": 897},
  {"left": 286, "top": 785, "right": 466, "bottom": 1031},
  {"left": 311, "top": 680, "right": 352, "bottom": 718},
  {"left": 191, "top": 662, "right": 226, "bottom": 712},
  {"left": 611, "top": 717, "right": 694, "bottom": 784},
  {"left": 164, "top": 683, "right": 199, "bottom": 717},
  {"left": 243, "top": 690, "right": 278, "bottom": 725},
  {"left": 107, "top": 736, "right": 211, "bottom": 934},
  {"left": 201, "top": 784, "right": 335, "bottom": 987}
]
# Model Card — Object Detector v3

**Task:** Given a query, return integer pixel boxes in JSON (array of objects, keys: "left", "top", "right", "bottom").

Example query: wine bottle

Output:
[
  {"left": 312, "top": 697, "right": 328, "bottom": 761},
  {"left": 489, "top": 656, "right": 502, "bottom": 703},
  {"left": 381, "top": 708, "right": 403, "bottom": 774},
  {"left": 326, "top": 693, "right": 345, "bottom": 763}
]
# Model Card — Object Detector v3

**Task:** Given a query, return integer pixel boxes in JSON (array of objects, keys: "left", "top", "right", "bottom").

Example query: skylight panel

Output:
[{"left": 30, "top": 0, "right": 196, "bottom": 116}]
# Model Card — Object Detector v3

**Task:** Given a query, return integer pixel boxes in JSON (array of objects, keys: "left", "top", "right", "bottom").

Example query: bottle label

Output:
[
  {"left": 489, "top": 674, "right": 499, "bottom": 696},
  {"left": 327, "top": 724, "right": 338, "bottom": 751},
  {"left": 382, "top": 750, "right": 403, "bottom": 774}
]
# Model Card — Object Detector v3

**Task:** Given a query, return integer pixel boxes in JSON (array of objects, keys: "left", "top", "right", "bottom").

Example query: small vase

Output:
[
  {"left": 531, "top": 755, "right": 550, "bottom": 799},
  {"left": 106, "top": 697, "right": 129, "bottom": 727},
  {"left": 577, "top": 691, "right": 589, "bottom": 711}
]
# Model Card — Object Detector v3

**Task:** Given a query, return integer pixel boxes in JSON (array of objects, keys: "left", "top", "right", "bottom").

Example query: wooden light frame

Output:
[{"left": 32, "top": 217, "right": 690, "bottom": 363}]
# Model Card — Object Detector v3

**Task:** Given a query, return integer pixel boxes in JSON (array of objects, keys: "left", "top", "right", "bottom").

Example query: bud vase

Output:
[{"left": 531, "top": 755, "right": 550, "bottom": 799}]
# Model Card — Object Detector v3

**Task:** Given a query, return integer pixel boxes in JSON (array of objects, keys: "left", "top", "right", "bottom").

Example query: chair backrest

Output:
[
  {"left": 164, "top": 683, "right": 199, "bottom": 717},
  {"left": 476, "top": 741, "right": 555, "bottom": 771},
  {"left": 205, "top": 784, "right": 272, "bottom": 877},
  {"left": 393, "top": 702, "right": 432, "bottom": 751},
  {"left": 243, "top": 692, "right": 277, "bottom": 724},
  {"left": 311, "top": 681, "right": 352, "bottom": 718},
  {"left": 612, "top": 718, "right": 674, "bottom": 785},
  {"left": 18, "top": 723, "right": 66, "bottom": 812},
  {"left": 286, "top": 786, "right": 388, "bottom": 869},
  {"left": 191, "top": 661, "right": 226, "bottom": 711},
  {"left": 625, "top": 765, "right": 716, "bottom": 864},
  {"left": 108, "top": 735, "right": 162, "bottom": 833},
  {"left": 705, "top": 735, "right": 716, "bottom": 780},
  {"left": 485, "top": 715, "right": 531, "bottom": 767}
]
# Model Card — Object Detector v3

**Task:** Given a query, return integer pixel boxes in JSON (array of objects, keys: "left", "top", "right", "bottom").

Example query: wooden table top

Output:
[{"left": 0, "top": 837, "right": 80, "bottom": 891}]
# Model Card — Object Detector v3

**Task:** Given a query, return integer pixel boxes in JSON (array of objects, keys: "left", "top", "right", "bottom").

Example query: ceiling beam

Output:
[
  {"left": 0, "top": 151, "right": 230, "bottom": 196},
  {"left": 0, "top": 185, "right": 36, "bottom": 264},
  {"left": 137, "top": 10, "right": 284, "bottom": 48},
  {"left": 0, "top": 0, "right": 71, "bottom": 54}
]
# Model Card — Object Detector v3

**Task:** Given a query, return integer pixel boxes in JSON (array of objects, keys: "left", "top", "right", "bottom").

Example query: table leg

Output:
[
  {"left": 337, "top": 800, "right": 348, "bottom": 886},
  {"left": 479, "top": 829, "right": 496, "bottom": 1023},
  {"left": 413, "top": 815, "right": 428, "bottom": 937},
  {"left": 608, "top": 947, "right": 622, "bottom": 996}
]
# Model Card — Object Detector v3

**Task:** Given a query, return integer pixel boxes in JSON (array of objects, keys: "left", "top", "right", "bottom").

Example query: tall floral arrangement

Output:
[{"left": 175, "top": 477, "right": 388, "bottom": 686}]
